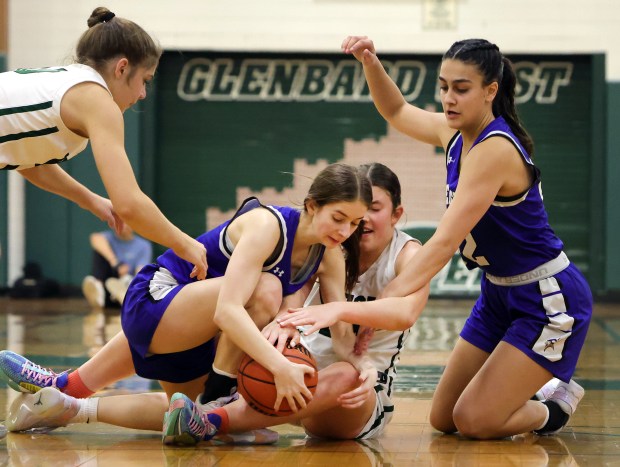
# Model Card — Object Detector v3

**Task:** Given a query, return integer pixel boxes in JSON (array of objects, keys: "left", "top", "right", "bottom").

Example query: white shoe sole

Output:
[{"left": 5, "top": 387, "right": 67, "bottom": 432}]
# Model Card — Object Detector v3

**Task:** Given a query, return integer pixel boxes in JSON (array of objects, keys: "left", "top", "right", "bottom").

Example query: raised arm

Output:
[{"left": 342, "top": 35, "right": 454, "bottom": 148}]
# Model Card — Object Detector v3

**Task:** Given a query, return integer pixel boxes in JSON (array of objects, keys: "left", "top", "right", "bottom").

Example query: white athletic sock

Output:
[
  {"left": 535, "top": 402, "right": 550, "bottom": 431},
  {"left": 72, "top": 397, "right": 99, "bottom": 424},
  {"left": 212, "top": 365, "right": 237, "bottom": 378}
]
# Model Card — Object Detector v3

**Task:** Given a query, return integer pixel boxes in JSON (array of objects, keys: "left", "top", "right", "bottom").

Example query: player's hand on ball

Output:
[
  {"left": 237, "top": 346, "right": 318, "bottom": 416},
  {"left": 273, "top": 361, "right": 315, "bottom": 413}
]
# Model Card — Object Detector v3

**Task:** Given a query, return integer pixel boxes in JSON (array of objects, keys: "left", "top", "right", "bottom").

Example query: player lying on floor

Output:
[{"left": 0, "top": 163, "right": 374, "bottom": 443}]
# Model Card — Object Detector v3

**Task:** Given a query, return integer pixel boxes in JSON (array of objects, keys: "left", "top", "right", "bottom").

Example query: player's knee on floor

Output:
[
  {"left": 452, "top": 401, "right": 506, "bottom": 439},
  {"left": 428, "top": 406, "right": 458, "bottom": 434}
]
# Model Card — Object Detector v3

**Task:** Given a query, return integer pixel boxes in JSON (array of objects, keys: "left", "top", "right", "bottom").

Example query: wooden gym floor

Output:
[{"left": 0, "top": 296, "right": 618, "bottom": 466}]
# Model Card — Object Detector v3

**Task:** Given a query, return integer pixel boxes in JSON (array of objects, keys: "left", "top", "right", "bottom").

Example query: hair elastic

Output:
[{"left": 101, "top": 11, "right": 115, "bottom": 23}]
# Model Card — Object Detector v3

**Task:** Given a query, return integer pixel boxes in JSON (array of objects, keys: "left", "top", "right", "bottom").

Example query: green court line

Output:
[
  {"left": 394, "top": 366, "right": 620, "bottom": 393},
  {"left": 592, "top": 316, "right": 620, "bottom": 342}
]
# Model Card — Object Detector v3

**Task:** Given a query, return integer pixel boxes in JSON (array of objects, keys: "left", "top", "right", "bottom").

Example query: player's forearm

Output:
[
  {"left": 382, "top": 235, "right": 455, "bottom": 299},
  {"left": 19, "top": 165, "right": 97, "bottom": 209},
  {"left": 111, "top": 192, "right": 188, "bottom": 253},
  {"left": 337, "top": 294, "right": 426, "bottom": 331},
  {"left": 363, "top": 59, "right": 408, "bottom": 122}
]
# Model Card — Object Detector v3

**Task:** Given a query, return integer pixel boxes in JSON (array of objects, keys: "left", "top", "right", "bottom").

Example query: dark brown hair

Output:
[
  {"left": 443, "top": 39, "right": 534, "bottom": 156},
  {"left": 304, "top": 163, "right": 372, "bottom": 293},
  {"left": 359, "top": 162, "right": 402, "bottom": 213}
]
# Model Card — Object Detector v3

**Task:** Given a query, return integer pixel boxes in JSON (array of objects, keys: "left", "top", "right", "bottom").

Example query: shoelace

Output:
[
  {"left": 20, "top": 362, "right": 64, "bottom": 387},
  {"left": 552, "top": 387, "right": 576, "bottom": 410},
  {"left": 207, "top": 392, "right": 239, "bottom": 409},
  {"left": 187, "top": 402, "right": 217, "bottom": 440}
]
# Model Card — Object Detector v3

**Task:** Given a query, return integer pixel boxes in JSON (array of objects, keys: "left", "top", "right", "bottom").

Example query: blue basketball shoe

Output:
[
  {"left": 0, "top": 350, "right": 69, "bottom": 394},
  {"left": 162, "top": 392, "right": 222, "bottom": 446}
]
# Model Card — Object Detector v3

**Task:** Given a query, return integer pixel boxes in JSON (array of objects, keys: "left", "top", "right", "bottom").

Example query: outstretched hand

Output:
[
  {"left": 175, "top": 237, "right": 208, "bottom": 281},
  {"left": 277, "top": 303, "right": 341, "bottom": 336},
  {"left": 262, "top": 318, "right": 302, "bottom": 353}
]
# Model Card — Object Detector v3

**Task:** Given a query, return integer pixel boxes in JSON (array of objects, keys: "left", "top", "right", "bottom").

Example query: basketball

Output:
[{"left": 237, "top": 344, "right": 318, "bottom": 416}]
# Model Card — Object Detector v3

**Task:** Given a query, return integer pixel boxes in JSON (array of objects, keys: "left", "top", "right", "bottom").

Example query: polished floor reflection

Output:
[{"left": 0, "top": 296, "right": 618, "bottom": 466}]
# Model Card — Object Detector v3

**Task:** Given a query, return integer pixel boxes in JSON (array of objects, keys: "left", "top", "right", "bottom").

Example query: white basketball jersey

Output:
[
  {"left": 0, "top": 64, "right": 110, "bottom": 170},
  {"left": 301, "top": 229, "right": 420, "bottom": 396}
]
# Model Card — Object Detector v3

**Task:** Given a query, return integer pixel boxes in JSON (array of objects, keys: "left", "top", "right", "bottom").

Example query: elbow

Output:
[
  {"left": 380, "top": 99, "right": 409, "bottom": 126},
  {"left": 213, "top": 305, "right": 233, "bottom": 331},
  {"left": 402, "top": 315, "right": 418, "bottom": 329},
  {"left": 111, "top": 197, "right": 142, "bottom": 224},
  {"left": 398, "top": 312, "right": 420, "bottom": 330},
  {"left": 402, "top": 288, "right": 430, "bottom": 329},
  {"left": 213, "top": 308, "right": 225, "bottom": 329},
  {"left": 382, "top": 104, "right": 406, "bottom": 127}
]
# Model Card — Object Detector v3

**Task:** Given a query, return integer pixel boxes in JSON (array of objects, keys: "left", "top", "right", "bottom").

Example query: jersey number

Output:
[{"left": 462, "top": 233, "right": 489, "bottom": 266}]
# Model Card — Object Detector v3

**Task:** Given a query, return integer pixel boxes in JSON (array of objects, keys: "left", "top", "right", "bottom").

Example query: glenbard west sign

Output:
[{"left": 176, "top": 57, "right": 573, "bottom": 104}]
